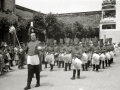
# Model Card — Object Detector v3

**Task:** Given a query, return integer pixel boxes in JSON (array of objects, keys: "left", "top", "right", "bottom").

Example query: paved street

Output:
[{"left": 0, "top": 52, "right": 120, "bottom": 90}]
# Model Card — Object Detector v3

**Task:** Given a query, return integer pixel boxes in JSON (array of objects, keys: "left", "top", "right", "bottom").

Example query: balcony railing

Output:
[{"left": 102, "top": 0, "right": 116, "bottom": 6}]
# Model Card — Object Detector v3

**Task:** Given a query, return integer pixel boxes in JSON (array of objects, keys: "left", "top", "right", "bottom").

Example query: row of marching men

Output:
[{"left": 39, "top": 37, "right": 115, "bottom": 80}]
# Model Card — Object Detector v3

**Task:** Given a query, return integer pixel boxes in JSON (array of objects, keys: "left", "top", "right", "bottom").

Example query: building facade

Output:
[
  {"left": 99, "top": 0, "right": 120, "bottom": 44},
  {"left": 0, "top": 0, "right": 18, "bottom": 44}
]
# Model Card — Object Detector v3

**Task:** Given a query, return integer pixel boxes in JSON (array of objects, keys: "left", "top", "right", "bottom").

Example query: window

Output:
[{"left": 102, "top": 24, "right": 116, "bottom": 29}]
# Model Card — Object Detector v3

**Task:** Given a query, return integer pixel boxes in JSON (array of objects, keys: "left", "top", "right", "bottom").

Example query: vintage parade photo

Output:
[{"left": 0, "top": 0, "right": 120, "bottom": 90}]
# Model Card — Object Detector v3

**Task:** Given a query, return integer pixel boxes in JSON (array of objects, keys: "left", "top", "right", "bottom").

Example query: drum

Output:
[
  {"left": 105, "top": 52, "right": 111, "bottom": 60},
  {"left": 92, "top": 53, "right": 100, "bottom": 65},
  {"left": 72, "top": 58, "right": 82, "bottom": 69},
  {"left": 64, "top": 54, "right": 72, "bottom": 63},
  {"left": 81, "top": 53, "right": 88, "bottom": 64},
  {"left": 109, "top": 51, "right": 114, "bottom": 58},
  {"left": 54, "top": 53, "right": 59, "bottom": 61},
  {"left": 100, "top": 53, "right": 105, "bottom": 61},
  {"left": 59, "top": 53, "right": 64, "bottom": 61},
  {"left": 45, "top": 54, "right": 54, "bottom": 64}
]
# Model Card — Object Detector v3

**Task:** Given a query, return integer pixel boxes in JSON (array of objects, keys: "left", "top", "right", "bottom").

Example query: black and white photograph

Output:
[{"left": 0, "top": 0, "right": 120, "bottom": 90}]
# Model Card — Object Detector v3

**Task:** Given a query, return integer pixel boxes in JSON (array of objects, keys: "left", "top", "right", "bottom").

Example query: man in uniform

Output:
[
  {"left": 108, "top": 38, "right": 114, "bottom": 64},
  {"left": 71, "top": 38, "right": 82, "bottom": 80},
  {"left": 104, "top": 38, "right": 109, "bottom": 67},
  {"left": 53, "top": 40, "right": 59, "bottom": 66},
  {"left": 81, "top": 38, "right": 88, "bottom": 71},
  {"left": 91, "top": 37, "right": 100, "bottom": 71},
  {"left": 45, "top": 39, "right": 55, "bottom": 71},
  {"left": 24, "top": 33, "right": 40, "bottom": 90},
  {"left": 44, "top": 39, "right": 49, "bottom": 68},
  {"left": 99, "top": 39, "right": 106, "bottom": 69},
  {"left": 58, "top": 39, "right": 65, "bottom": 68},
  {"left": 86, "top": 38, "right": 92, "bottom": 68},
  {"left": 64, "top": 38, "right": 72, "bottom": 71}
]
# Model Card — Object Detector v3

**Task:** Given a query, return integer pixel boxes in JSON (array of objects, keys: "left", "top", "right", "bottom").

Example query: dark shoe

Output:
[
  {"left": 24, "top": 86, "right": 31, "bottom": 90},
  {"left": 21, "top": 67, "right": 25, "bottom": 69},
  {"left": 35, "top": 83, "right": 40, "bottom": 87},
  {"left": 9, "top": 68, "right": 12, "bottom": 70},
  {"left": 71, "top": 77, "right": 75, "bottom": 80},
  {"left": 77, "top": 76, "right": 80, "bottom": 79},
  {"left": 64, "top": 69, "right": 67, "bottom": 71}
]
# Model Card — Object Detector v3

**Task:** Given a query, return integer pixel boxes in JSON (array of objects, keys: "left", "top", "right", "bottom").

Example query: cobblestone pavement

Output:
[{"left": 0, "top": 53, "right": 120, "bottom": 90}]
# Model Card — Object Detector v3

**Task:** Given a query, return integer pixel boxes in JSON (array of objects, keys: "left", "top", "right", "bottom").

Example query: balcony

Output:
[
  {"left": 102, "top": 0, "right": 116, "bottom": 6},
  {"left": 100, "top": 17, "right": 116, "bottom": 24},
  {"left": 102, "top": 0, "right": 116, "bottom": 9}
]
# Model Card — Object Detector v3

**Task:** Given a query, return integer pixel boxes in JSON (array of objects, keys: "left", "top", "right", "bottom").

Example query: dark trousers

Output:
[
  {"left": 9, "top": 53, "right": 13, "bottom": 66},
  {"left": 64, "top": 62, "right": 71, "bottom": 71},
  {"left": 99, "top": 60, "right": 101, "bottom": 69},
  {"left": 58, "top": 61, "right": 64, "bottom": 68},
  {"left": 27, "top": 64, "right": 40, "bottom": 86},
  {"left": 18, "top": 57, "right": 24, "bottom": 68},
  {"left": 45, "top": 62, "right": 47, "bottom": 68},
  {"left": 105, "top": 60, "right": 108, "bottom": 67}
]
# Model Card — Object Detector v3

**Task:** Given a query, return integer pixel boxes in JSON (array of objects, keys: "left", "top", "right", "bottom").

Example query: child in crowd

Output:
[
  {"left": 0, "top": 50, "right": 4, "bottom": 74},
  {"left": 14, "top": 45, "right": 19, "bottom": 65}
]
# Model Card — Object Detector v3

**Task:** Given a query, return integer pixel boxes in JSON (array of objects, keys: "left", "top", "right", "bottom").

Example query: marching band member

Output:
[
  {"left": 81, "top": 38, "right": 88, "bottom": 71},
  {"left": 99, "top": 39, "right": 106, "bottom": 69},
  {"left": 108, "top": 38, "right": 114, "bottom": 64},
  {"left": 53, "top": 40, "right": 59, "bottom": 66},
  {"left": 58, "top": 39, "right": 65, "bottom": 68},
  {"left": 86, "top": 38, "right": 92, "bottom": 68},
  {"left": 44, "top": 39, "right": 49, "bottom": 68},
  {"left": 64, "top": 38, "right": 72, "bottom": 71},
  {"left": 104, "top": 38, "right": 109, "bottom": 67},
  {"left": 45, "top": 39, "right": 55, "bottom": 71},
  {"left": 71, "top": 38, "right": 82, "bottom": 80},
  {"left": 24, "top": 33, "right": 40, "bottom": 90},
  {"left": 91, "top": 37, "right": 100, "bottom": 71},
  {"left": 37, "top": 42, "right": 44, "bottom": 72}
]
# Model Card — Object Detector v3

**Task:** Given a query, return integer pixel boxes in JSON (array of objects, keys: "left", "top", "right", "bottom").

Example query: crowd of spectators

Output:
[{"left": 0, "top": 42, "right": 27, "bottom": 75}]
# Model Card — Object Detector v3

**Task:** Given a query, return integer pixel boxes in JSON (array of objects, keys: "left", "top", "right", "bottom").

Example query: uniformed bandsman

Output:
[
  {"left": 45, "top": 39, "right": 55, "bottom": 71},
  {"left": 58, "top": 38, "right": 65, "bottom": 68},
  {"left": 108, "top": 38, "right": 114, "bottom": 64},
  {"left": 91, "top": 37, "right": 100, "bottom": 71},
  {"left": 81, "top": 38, "right": 88, "bottom": 71},
  {"left": 99, "top": 39, "right": 106, "bottom": 69},
  {"left": 53, "top": 40, "right": 59, "bottom": 66},
  {"left": 44, "top": 39, "right": 49, "bottom": 68},
  {"left": 104, "top": 38, "right": 110, "bottom": 67},
  {"left": 86, "top": 38, "right": 92, "bottom": 68},
  {"left": 64, "top": 38, "right": 72, "bottom": 71},
  {"left": 71, "top": 38, "right": 82, "bottom": 80}
]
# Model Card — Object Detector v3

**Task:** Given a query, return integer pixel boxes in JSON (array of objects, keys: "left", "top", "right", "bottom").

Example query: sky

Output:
[{"left": 16, "top": 0, "right": 103, "bottom": 14}]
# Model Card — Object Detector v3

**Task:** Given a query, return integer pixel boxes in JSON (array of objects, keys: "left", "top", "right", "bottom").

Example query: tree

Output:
[
  {"left": 73, "top": 21, "right": 84, "bottom": 39},
  {"left": 44, "top": 12, "right": 59, "bottom": 39},
  {"left": 88, "top": 26, "right": 96, "bottom": 38},
  {"left": 33, "top": 13, "right": 45, "bottom": 33},
  {"left": 0, "top": 17, "right": 10, "bottom": 41}
]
